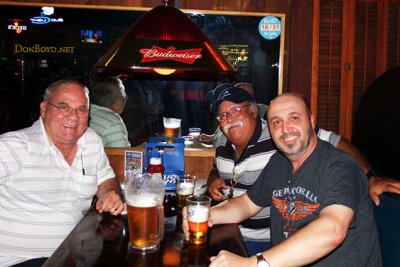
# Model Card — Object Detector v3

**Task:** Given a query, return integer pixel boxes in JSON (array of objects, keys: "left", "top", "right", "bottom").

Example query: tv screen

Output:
[{"left": 80, "top": 29, "right": 103, "bottom": 44}]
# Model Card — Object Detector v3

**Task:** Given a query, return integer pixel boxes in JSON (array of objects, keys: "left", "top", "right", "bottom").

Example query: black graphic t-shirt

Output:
[{"left": 247, "top": 140, "right": 381, "bottom": 266}]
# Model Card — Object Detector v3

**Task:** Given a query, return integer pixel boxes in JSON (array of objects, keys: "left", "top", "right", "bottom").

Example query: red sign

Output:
[{"left": 139, "top": 46, "right": 202, "bottom": 64}]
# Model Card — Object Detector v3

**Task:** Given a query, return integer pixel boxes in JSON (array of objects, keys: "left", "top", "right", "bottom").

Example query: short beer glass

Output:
[
  {"left": 188, "top": 127, "right": 201, "bottom": 138},
  {"left": 186, "top": 195, "right": 211, "bottom": 245},
  {"left": 125, "top": 173, "right": 165, "bottom": 254}
]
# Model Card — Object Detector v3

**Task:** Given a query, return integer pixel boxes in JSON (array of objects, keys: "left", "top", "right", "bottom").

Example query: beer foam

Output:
[
  {"left": 164, "top": 121, "right": 180, "bottom": 128},
  {"left": 188, "top": 205, "right": 209, "bottom": 222},
  {"left": 125, "top": 192, "right": 163, "bottom": 207},
  {"left": 188, "top": 132, "right": 200, "bottom": 137}
]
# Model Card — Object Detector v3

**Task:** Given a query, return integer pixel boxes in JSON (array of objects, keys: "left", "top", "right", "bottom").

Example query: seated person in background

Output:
[
  {"left": 204, "top": 83, "right": 400, "bottom": 256},
  {"left": 89, "top": 76, "right": 131, "bottom": 147},
  {"left": 183, "top": 93, "right": 382, "bottom": 266},
  {"left": 0, "top": 79, "right": 123, "bottom": 266}
]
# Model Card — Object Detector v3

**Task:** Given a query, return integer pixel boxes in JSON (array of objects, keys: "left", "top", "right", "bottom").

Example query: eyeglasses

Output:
[
  {"left": 216, "top": 104, "right": 251, "bottom": 122},
  {"left": 47, "top": 102, "right": 89, "bottom": 117}
]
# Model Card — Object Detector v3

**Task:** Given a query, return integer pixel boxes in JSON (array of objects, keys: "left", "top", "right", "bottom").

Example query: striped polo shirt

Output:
[
  {"left": 89, "top": 104, "right": 130, "bottom": 147},
  {"left": 0, "top": 118, "right": 115, "bottom": 260},
  {"left": 215, "top": 118, "right": 276, "bottom": 242}
]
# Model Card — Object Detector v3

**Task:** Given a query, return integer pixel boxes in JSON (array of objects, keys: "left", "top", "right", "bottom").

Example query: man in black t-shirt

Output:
[{"left": 183, "top": 93, "right": 381, "bottom": 267}]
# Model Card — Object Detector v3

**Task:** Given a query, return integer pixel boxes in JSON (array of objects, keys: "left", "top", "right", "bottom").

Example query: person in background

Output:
[
  {"left": 93, "top": 31, "right": 103, "bottom": 43},
  {"left": 89, "top": 76, "right": 131, "bottom": 147},
  {"left": 204, "top": 83, "right": 400, "bottom": 256},
  {"left": 184, "top": 93, "right": 381, "bottom": 266},
  {"left": 0, "top": 79, "right": 123, "bottom": 266}
]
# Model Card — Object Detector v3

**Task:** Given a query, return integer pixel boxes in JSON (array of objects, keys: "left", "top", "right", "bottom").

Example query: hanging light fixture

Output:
[{"left": 93, "top": 1, "right": 237, "bottom": 81}]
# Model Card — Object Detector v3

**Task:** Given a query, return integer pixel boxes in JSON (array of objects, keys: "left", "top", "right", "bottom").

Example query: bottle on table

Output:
[{"left": 146, "top": 157, "right": 177, "bottom": 218}]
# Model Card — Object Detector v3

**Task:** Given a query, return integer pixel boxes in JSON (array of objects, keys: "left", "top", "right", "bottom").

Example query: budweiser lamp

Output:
[{"left": 92, "top": 3, "right": 236, "bottom": 81}]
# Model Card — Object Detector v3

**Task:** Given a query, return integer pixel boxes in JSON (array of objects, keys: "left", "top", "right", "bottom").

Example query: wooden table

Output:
[{"left": 43, "top": 209, "right": 248, "bottom": 267}]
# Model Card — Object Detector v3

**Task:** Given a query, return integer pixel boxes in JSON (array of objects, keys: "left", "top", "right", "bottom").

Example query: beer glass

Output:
[
  {"left": 176, "top": 175, "right": 195, "bottom": 214},
  {"left": 188, "top": 127, "right": 201, "bottom": 138},
  {"left": 163, "top": 117, "right": 181, "bottom": 139},
  {"left": 125, "top": 173, "right": 165, "bottom": 254},
  {"left": 186, "top": 195, "right": 211, "bottom": 245}
]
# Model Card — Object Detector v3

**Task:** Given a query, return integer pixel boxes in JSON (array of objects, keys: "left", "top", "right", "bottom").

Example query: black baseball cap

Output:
[{"left": 205, "top": 83, "right": 255, "bottom": 113}]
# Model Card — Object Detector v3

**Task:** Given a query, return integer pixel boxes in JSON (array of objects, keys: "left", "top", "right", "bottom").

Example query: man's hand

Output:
[
  {"left": 199, "top": 133, "right": 214, "bottom": 144},
  {"left": 208, "top": 178, "right": 228, "bottom": 201},
  {"left": 182, "top": 206, "right": 191, "bottom": 241},
  {"left": 209, "top": 250, "right": 254, "bottom": 267},
  {"left": 369, "top": 176, "right": 400, "bottom": 206},
  {"left": 182, "top": 206, "right": 214, "bottom": 241},
  {"left": 96, "top": 190, "right": 124, "bottom": 215}
]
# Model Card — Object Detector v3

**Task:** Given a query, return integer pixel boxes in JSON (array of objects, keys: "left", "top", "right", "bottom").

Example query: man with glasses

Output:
[
  {"left": 195, "top": 93, "right": 381, "bottom": 266},
  {"left": 0, "top": 79, "right": 123, "bottom": 266},
  {"left": 205, "top": 84, "right": 342, "bottom": 255},
  {"left": 204, "top": 84, "right": 400, "bottom": 256},
  {"left": 89, "top": 76, "right": 130, "bottom": 147}
]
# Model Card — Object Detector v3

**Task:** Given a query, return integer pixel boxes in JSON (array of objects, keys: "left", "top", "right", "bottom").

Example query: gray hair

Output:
[
  {"left": 43, "top": 79, "right": 89, "bottom": 104},
  {"left": 89, "top": 77, "right": 125, "bottom": 107}
]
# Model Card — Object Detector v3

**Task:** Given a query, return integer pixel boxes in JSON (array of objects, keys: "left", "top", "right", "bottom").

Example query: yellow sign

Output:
[{"left": 14, "top": 44, "right": 75, "bottom": 53}]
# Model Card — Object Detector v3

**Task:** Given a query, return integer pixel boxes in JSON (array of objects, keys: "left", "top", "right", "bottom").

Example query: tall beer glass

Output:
[
  {"left": 176, "top": 175, "right": 195, "bottom": 214},
  {"left": 125, "top": 173, "right": 165, "bottom": 254},
  {"left": 186, "top": 195, "right": 211, "bottom": 245},
  {"left": 163, "top": 117, "right": 181, "bottom": 139}
]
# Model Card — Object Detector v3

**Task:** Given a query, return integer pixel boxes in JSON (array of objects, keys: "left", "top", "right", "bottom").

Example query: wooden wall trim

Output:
[
  {"left": 377, "top": 0, "right": 389, "bottom": 75},
  {"left": 311, "top": 0, "right": 320, "bottom": 120},
  {"left": 340, "top": 0, "right": 356, "bottom": 139}
]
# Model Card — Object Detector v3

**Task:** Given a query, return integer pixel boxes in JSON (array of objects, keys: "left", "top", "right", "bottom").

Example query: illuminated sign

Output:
[
  {"left": 41, "top": 7, "right": 54, "bottom": 16},
  {"left": 30, "top": 6, "right": 63, "bottom": 25},
  {"left": 14, "top": 44, "right": 75, "bottom": 53},
  {"left": 30, "top": 17, "right": 63, "bottom": 24},
  {"left": 8, "top": 22, "right": 27, "bottom": 33},
  {"left": 139, "top": 46, "right": 202, "bottom": 64}
]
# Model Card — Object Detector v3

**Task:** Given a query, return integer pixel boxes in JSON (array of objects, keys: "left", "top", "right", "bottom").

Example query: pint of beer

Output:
[
  {"left": 125, "top": 173, "right": 165, "bottom": 254},
  {"left": 163, "top": 117, "right": 181, "bottom": 139},
  {"left": 176, "top": 175, "right": 195, "bottom": 214},
  {"left": 186, "top": 195, "right": 211, "bottom": 245}
]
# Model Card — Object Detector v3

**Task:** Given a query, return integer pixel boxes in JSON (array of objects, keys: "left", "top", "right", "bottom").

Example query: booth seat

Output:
[{"left": 373, "top": 192, "right": 400, "bottom": 267}]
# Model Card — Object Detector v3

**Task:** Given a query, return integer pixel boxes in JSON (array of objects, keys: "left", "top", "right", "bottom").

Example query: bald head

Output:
[{"left": 267, "top": 93, "right": 312, "bottom": 121}]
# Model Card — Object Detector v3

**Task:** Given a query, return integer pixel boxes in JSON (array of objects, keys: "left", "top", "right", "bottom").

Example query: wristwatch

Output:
[{"left": 256, "top": 252, "right": 270, "bottom": 267}]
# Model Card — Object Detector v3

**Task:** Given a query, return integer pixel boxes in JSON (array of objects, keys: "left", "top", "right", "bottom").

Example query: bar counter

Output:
[{"left": 43, "top": 208, "right": 248, "bottom": 267}]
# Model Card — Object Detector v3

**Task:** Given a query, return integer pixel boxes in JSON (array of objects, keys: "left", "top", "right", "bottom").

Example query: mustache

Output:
[{"left": 223, "top": 120, "right": 244, "bottom": 132}]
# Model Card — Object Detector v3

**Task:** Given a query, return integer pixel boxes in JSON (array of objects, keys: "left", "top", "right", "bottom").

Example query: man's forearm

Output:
[
  {"left": 97, "top": 177, "right": 122, "bottom": 199},
  {"left": 263, "top": 205, "right": 352, "bottom": 266},
  {"left": 210, "top": 193, "right": 260, "bottom": 225},
  {"left": 207, "top": 166, "right": 221, "bottom": 184}
]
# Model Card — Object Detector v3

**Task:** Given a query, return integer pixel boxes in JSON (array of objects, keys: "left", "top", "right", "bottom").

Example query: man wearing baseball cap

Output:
[
  {"left": 204, "top": 83, "right": 400, "bottom": 256},
  {"left": 205, "top": 83, "right": 277, "bottom": 255}
]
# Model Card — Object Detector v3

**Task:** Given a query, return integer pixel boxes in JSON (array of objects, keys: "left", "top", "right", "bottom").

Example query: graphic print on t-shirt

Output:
[{"left": 272, "top": 195, "right": 320, "bottom": 238}]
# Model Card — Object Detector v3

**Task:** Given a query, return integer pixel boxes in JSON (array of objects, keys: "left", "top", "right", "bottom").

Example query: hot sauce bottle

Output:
[{"left": 146, "top": 157, "right": 164, "bottom": 180}]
